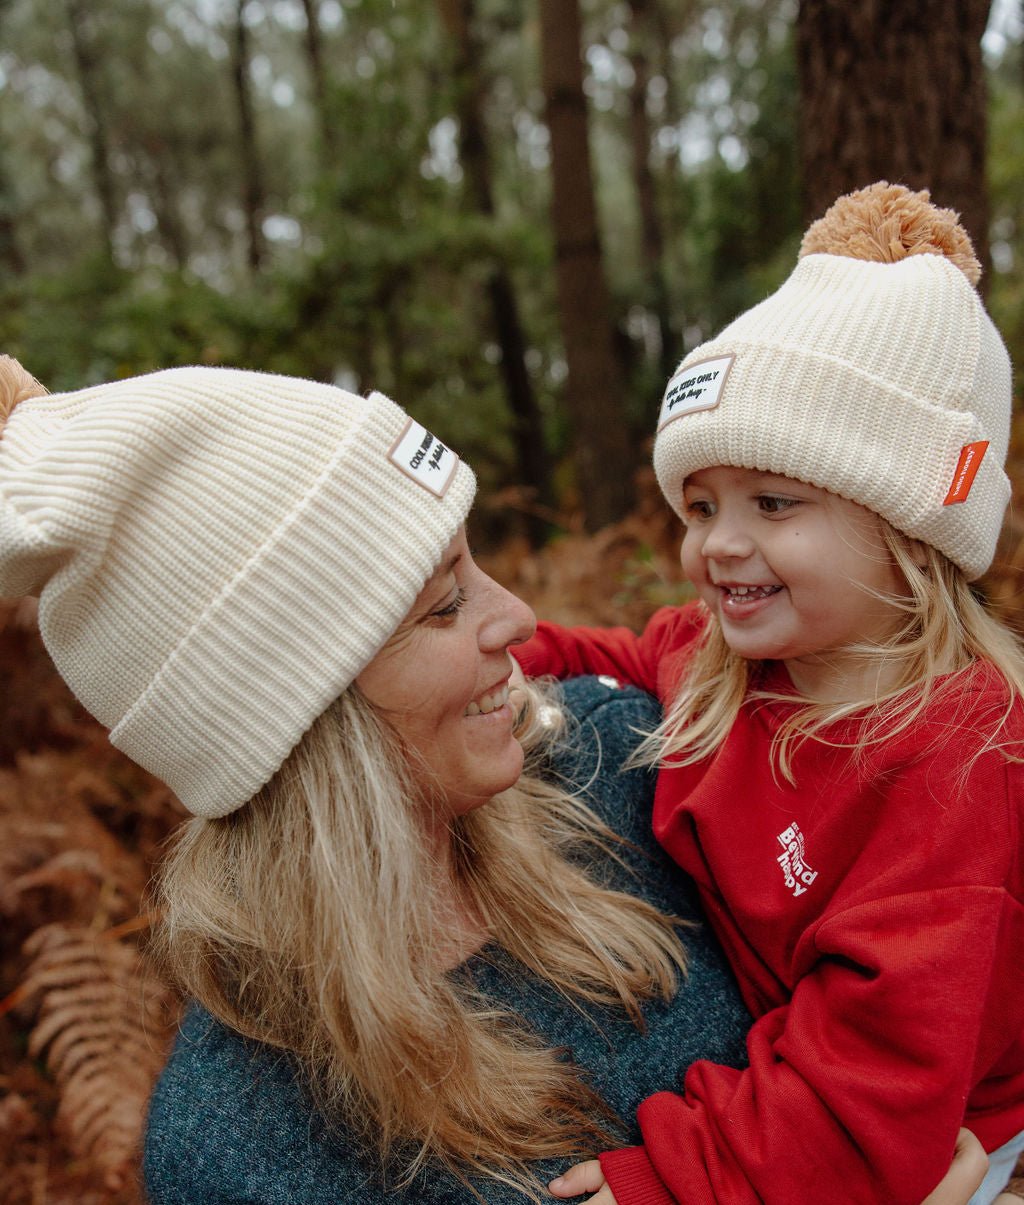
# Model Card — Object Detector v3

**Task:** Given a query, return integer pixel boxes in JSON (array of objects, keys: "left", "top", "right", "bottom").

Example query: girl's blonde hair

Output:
[
  {"left": 640, "top": 523, "right": 1024, "bottom": 782},
  {"left": 151, "top": 680, "right": 686, "bottom": 1200}
]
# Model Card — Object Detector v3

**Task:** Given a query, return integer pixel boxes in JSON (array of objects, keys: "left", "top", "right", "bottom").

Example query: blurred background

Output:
[
  {"left": 1, "top": 1, "right": 1023, "bottom": 1201},
  {"left": 1, "top": 0, "right": 1022, "bottom": 536}
]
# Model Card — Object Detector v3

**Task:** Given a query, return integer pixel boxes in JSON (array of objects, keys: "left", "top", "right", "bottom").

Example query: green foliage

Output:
[
  {"left": 0, "top": 258, "right": 281, "bottom": 389},
  {"left": 655, "top": 1, "right": 803, "bottom": 343},
  {"left": 0, "top": 0, "right": 1019, "bottom": 510},
  {"left": 612, "top": 543, "right": 696, "bottom": 613}
]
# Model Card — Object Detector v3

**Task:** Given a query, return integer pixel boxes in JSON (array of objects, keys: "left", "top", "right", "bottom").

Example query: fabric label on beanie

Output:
[
  {"left": 388, "top": 419, "right": 460, "bottom": 498},
  {"left": 943, "top": 441, "right": 989, "bottom": 506},
  {"left": 658, "top": 354, "right": 735, "bottom": 431}
]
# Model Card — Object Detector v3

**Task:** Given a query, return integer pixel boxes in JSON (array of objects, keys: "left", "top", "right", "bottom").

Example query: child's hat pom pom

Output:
[
  {"left": 798, "top": 181, "right": 981, "bottom": 287},
  {"left": 0, "top": 355, "right": 48, "bottom": 436}
]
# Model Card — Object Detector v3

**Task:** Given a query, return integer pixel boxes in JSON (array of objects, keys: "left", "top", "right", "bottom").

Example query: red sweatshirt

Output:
[{"left": 517, "top": 604, "right": 1024, "bottom": 1205}]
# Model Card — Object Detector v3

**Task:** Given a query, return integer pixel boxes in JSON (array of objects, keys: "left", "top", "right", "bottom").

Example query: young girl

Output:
[{"left": 520, "top": 183, "right": 1024, "bottom": 1205}]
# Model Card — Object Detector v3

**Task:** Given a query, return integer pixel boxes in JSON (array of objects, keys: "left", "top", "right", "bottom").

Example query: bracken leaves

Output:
[{"left": 17, "top": 925, "right": 179, "bottom": 1193}]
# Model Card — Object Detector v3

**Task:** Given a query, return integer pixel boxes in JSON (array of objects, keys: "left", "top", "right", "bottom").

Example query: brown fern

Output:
[
  {"left": 0, "top": 613, "right": 186, "bottom": 1205},
  {"left": 0, "top": 754, "right": 148, "bottom": 941},
  {"left": 0, "top": 1087, "right": 46, "bottom": 1205},
  {"left": 14, "top": 923, "right": 179, "bottom": 1193}
]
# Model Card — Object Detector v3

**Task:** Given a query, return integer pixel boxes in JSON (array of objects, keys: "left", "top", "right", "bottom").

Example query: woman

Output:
[{"left": 0, "top": 357, "right": 988, "bottom": 1203}]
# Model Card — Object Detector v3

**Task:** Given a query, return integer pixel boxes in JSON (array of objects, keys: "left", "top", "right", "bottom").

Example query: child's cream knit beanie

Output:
[
  {"left": 0, "top": 364, "right": 476, "bottom": 818},
  {"left": 654, "top": 182, "right": 1012, "bottom": 580}
]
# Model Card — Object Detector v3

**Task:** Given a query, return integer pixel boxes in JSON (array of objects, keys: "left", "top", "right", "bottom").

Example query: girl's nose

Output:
[
  {"left": 699, "top": 514, "right": 753, "bottom": 561},
  {"left": 479, "top": 575, "right": 537, "bottom": 652}
]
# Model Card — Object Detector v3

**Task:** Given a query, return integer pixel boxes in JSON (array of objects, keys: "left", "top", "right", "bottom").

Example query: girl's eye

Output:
[
  {"left": 430, "top": 587, "right": 467, "bottom": 620},
  {"left": 683, "top": 498, "right": 715, "bottom": 521},
  {"left": 757, "top": 494, "right": 798, "bottom": 514}
]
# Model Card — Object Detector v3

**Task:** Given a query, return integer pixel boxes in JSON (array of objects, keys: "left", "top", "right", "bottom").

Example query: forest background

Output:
[{"left": 1, "top": 1, "right": 1023, "bottom": 1202}]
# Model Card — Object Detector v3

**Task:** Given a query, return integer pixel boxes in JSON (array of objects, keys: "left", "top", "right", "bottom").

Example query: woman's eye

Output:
[
  {"left": 758, "top": 494, "right": 798, "bottom": 514},
  {"left": 431, "top": 587, "right": 467, "bottom": 620}
]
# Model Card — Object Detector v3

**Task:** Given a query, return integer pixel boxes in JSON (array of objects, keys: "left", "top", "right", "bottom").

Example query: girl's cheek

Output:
[{"left": 679, "top": 536, "right": 701, "bottom": 575}]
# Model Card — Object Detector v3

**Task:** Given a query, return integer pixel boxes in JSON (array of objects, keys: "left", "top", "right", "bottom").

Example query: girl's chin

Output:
[{"left": 720, "top": 630, "right": 793, "bottom": 663}]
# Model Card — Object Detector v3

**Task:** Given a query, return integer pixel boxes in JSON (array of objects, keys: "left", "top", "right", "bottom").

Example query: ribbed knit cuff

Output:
[{"left": 600, "top": 1147, "right": 675, "bottom": 1205}]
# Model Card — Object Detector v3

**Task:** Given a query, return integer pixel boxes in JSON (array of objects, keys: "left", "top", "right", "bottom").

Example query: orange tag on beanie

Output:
[{"left": 943, "top": 441, "right": 989, "bottom": 506}]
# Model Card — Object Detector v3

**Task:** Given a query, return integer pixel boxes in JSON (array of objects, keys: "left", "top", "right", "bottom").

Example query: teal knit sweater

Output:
[{"left": 143, "top": 678, "right": 750, "bottom": 1204}]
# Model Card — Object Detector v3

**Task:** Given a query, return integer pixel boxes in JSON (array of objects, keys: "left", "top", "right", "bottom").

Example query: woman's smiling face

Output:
[
  {"left": 679, "top": 466, "right": 910, "bottom": 700},
  {"left": 356, "top": 527, "right": 536, "bottom": 818}
]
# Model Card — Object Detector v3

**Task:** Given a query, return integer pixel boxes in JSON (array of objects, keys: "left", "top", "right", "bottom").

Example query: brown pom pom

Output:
[
  {"left": 799, "top": 181, "right": 981, "bottom": 287},
  {"left": 0, "top": 355, "right": 48, "bottom": 435}
]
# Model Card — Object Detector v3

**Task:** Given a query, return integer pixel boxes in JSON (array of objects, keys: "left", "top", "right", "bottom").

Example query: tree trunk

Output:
[
  {"left": 299, "top": 0, "right": 337, "bottom": 159},
  {"left": 626, "top": 0, "right": 675, "bottom": 379},
  {"left": 65, "top": 0, "right": 117, "bottom": 261},
  {"left": 0, "top": 153, "right": 25, "bottom": 276},
  {"left": 146, "top": 144, "right": 188, "bottom": 271},
  {"left": 231, "top": 0, "right": 266, "bottom": 273},
  {"left": 797, "top": 0, "right": 993, "bottom": 279},
  {"left": 437, "top": 0, "right": 554, "bottom": 543},
  {"left": 539, "top": 0, "right": 634, "bottom": 531}
]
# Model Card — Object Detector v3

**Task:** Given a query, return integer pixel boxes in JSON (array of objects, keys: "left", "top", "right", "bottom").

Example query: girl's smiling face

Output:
[
  {"left": 680, "top": 466, "right": 910, "bottom": 701},
  {"left": 356, "top": 527, "right": 536, "bottom": 818}
]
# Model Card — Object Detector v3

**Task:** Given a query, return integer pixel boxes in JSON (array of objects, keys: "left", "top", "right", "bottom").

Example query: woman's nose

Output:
[{"left": 479, "top": 577, "right": 536, "bottom": 651}]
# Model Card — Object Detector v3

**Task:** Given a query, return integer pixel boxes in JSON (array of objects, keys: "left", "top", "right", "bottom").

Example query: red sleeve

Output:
[
  {"left": 514, "top": 604, "right": 706, "bottom": 702},
  {"left": 598, "top": 1147, "right": 673, "bottom": 1205},
  {"left": 602, "top": 748, "right": 1024, "bottom": 1204}
]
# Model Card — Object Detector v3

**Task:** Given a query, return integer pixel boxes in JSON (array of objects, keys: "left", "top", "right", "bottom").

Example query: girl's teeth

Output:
[
  {"left": 465, "top": 685, "right": 510, "bottom": 716},
  {"left": 727, "top": 585, "right": 780, "bottom": 599}
]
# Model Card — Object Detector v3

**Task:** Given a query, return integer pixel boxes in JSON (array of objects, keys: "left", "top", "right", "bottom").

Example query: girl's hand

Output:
[
  {"left": 921, "top": 1129, "right": 988, "bottom": 1205},
  {"left": 548, "top": 1160, "right": 619, "bottom": 1202},
  {"left": 548, "top": 1128, "right": 986, "bottom": 1204}
]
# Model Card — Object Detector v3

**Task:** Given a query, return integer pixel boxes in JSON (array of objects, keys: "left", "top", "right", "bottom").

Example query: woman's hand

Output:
[
  {"left": 549, "top": 1161, "right": 618, "bottom": 1203},
  {"left": 921, "top": 1129, "right": 987, "bottom": 1205}
]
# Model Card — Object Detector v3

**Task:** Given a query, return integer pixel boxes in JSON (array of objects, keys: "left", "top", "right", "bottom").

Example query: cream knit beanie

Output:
[
  {"left": 0, "top": 364, "right": 476, "bottom": 818},
  {"left": 654, "top": 183, "right": 1012, "bottom": 580}
]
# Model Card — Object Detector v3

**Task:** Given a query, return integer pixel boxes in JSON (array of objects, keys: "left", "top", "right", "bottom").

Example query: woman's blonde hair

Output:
[
  {"left": 640, "top": 523, "right": 1024, "bottom": 783},
  {"left": 151, "top": 680, "right": 686, "bottom": 1199}
]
